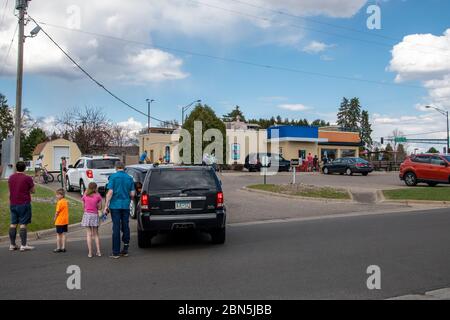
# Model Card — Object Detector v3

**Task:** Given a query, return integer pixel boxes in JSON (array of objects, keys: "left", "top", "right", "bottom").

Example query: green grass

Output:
[
  {"left": 248, "top": 184, "right": 351, "bottom": 200},
  {"left": 0, "top": 180, "right": 83, "bottom": 236},
  {"left": 383, "top": 187, "right": 450, "bottom": 201}
]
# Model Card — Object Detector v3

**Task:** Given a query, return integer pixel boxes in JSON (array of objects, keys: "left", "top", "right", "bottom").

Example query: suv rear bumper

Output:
[{"left": 139, "top": 210, "right": 226, "bottom": 232}]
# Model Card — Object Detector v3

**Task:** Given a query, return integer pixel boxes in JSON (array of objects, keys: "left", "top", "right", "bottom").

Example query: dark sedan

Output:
[{"left": 322, "top": 157, "right": 373, "bottom": 176}]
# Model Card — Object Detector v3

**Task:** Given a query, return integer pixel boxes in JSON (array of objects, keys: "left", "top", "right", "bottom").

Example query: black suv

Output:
[{"left": 137, "top": 166, "right": 226, "bottom": 247}]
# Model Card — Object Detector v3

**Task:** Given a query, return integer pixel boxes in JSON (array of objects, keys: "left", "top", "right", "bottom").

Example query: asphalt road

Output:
[{"left": 1, "top": 207, "right": 450, "bottom": 299}]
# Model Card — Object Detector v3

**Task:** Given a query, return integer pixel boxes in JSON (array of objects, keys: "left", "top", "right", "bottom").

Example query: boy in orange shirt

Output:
[{"left": 54, "top": 189, "right": 69, "bottom": 253}]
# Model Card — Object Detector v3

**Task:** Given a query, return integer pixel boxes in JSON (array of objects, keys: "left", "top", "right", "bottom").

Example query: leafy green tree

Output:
[
  {"left": 21, "top": 128, "right": 48, "bottom": 160},
  {"left": 182, "top": 104, "right": 226, "bottom": 164},
  {"left": 223, "top": 105, "right": 246, "bottom": 122},
  {"left": 397, "top": 144, "right": 407, "bottom": 161},
  {"left": 427, "top": 147, "right": 439, "bottom": 154},
  {"left": 0, "top": 93, "right": 14, "bottom": 141},
  {"left": 360, "top": 110, "right": 373, "bottom": 149}
]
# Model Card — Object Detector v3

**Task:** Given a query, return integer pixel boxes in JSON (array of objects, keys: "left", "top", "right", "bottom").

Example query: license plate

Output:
[{"left": 175, "top": 201, "right": 191, "bottom": 210}]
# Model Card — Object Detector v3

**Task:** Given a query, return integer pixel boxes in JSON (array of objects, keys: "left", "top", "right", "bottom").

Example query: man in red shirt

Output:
[{"left": 8, "top": 161, "right": 35, "bottom": 251}]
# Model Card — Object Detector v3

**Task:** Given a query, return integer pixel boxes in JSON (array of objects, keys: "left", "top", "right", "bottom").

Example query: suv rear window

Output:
[
  {"left": 87, "top": 159, "right": 120, "bottom": 169},
  {"left": 147, "top": 169, "right": 218, "bottom": 191}
]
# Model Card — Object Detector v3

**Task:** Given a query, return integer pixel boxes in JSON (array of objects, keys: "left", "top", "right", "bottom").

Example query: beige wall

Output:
[
  {"left": 140, "top": 133, "right": 178, "bottom": 163},
  {"left": 276, "top": 141, "right": 318, "bottom": 160},
  {"left": 33, "top": 139, "right": 81, "bottom": 171}
]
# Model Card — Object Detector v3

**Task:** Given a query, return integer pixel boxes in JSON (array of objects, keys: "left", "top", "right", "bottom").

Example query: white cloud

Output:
[
  {"left": 0, "top": 0, "right": 368, "bottom": 82},
  {"left": 278, "top": 103, "right": 312, "bottom": 111},
  {"left": 388, "top": 29, "right": 450, "bottom": 108},
  {"left": 303, "top": 41, "right": 335, "bottom": 54},
  {"left": 117, "top": 117, "right": 144, "bottom": 134}
]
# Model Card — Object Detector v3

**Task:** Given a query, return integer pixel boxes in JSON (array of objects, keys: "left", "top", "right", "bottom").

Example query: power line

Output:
[
  {"left": 0, "top": 21, "right": 17, "bottom": 75},
  {"left": 35, "top": 20, "right": 423, "bottom": 90},
  {"left": 188, "top": 0, "right": 450, "bottom": 59},
  {"left": 28, "top": 16, "right": 174, "bottom": 126}
]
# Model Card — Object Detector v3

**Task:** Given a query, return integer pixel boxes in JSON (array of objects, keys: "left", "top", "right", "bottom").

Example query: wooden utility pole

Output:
[{"left": 14, "top": 0, "right": 28, "bottom": 163}]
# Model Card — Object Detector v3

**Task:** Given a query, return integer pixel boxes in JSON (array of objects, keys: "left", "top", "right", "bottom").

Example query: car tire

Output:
[
  {"left": 66, "top": 177, "right": 74, "bottom": 192},
  {"left": 323, "top": 167, "right": 329, "bottom": 175},
  {"left": 404, "top": 172, "right": 417, "bottom": 186},
  {"left": 137, "top": 229, "right": 154, "bottom": 248},
  {"left": 210, "top": 227, "right": 226, "bottom": 244},
  {"left": 346, "top": 168, "right": 353, "bottom": 176},
  {"left": 80, "top": 180, "right": 86, "bottom": 197}
]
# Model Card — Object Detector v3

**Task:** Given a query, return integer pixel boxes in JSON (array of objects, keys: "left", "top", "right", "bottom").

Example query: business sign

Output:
[
  {"left": 394, "top": 137, "right": 407, "bottom": 143},
  {"left": 231, "top": 143, "right": 240, "bottom": 161},
  {"left": 290, "top": 159, "right": 300, "bottom": 167}
]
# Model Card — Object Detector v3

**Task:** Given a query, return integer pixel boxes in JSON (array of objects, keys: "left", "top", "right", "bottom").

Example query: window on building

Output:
[
  {"left": 321, "top": 149, "right": 337, "bottom": 160},
  {"left": 298, "top": 150, "right": 306, "bottom": 160},
  {"left": 341, "top": 149, "right": 356, "bottom": 158}
]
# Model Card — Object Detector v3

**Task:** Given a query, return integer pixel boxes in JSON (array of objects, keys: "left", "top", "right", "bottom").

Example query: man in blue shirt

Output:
[{"left": 105, "top": 162, "right": 135, "bottom": 259}]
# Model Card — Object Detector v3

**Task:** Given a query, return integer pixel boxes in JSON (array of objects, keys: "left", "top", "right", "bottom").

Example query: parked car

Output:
[
  {"left": 65, "top": 155, "right": 120, "bottom": 196},
  {"left": 322, "top": 157, "right": 373, "bottom": 176},
  {"left": 400, "top": 154, "right": 450, "bottom": 186},
  {"left": 244, "top": 153, "right": 290, "bottom": 172},
  {"left": 137, "top": 166, "right": 226, "bottom": 247},
  {"left": 124, "top": 164, "right": 173, "bottom": 219}
]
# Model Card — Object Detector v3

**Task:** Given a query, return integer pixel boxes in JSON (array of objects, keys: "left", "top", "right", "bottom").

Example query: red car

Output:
[{"left": 399, "top": 154, "right": 450, "bottom": 186}]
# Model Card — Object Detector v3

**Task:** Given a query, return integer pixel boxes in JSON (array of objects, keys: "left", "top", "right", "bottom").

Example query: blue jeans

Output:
[{"left": 111, "top": 209, "right": 130, "bottom": 255}]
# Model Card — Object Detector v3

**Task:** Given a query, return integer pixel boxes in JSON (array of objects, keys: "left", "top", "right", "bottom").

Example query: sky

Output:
[{"left": 0, "top": 0, "right": 450, "bottom": 152}]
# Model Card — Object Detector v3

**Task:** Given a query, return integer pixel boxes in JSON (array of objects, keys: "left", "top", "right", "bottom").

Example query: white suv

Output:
[{"left": 65, "top": 156, "right": 121, "bottom": 196}]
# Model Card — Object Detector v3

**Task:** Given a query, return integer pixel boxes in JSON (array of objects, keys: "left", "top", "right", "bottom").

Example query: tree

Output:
[
  {"left": 360, "top": 110, "right": 373, "bottom": 149},
  {"left": 427, "top": 147, "right": 439, "bottom": 154},
  {"left": 311, "top": 119, "right": 329, "bottom": 127},
  {"left": 182, "top": 104, "right": 226, "bottom": 164},
  {"left": 50, "top": 131, "right": 59, "bottom": 140},
  {"left": 397, "top": 144, "right": 407, "bottom": 161},
  {"left": 347, "top": 98, "right": 362, "bottom": 131},
  {"left": 21, "top": 128, "right": 48, "bottom": 160},
  {"left": 0, "top": 93, "right": 14, "bottom": 141},
  {"left": 384, "top": 143, "right": 393, "bottom": 161},
  {"left": 336, "top": 97, "right": 350, "bottom": 129},
  {"left": 56, "top": 107, "right": 113, "bottom": 154},
  {"left": 223, "top": 105, "right": 246, "bottom": 122}
]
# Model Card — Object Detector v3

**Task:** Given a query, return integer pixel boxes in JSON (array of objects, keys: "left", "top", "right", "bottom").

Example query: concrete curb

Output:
[{"left": 241, "top": 186, "right": 354, "bottom": 203}]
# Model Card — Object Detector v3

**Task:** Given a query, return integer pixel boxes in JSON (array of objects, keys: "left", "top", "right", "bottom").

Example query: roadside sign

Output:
[
  {"left": 261, "top": 155, "right": 270, "bottom": 168},
  {"left": 290, "top": 159, "right": 300, "bottom": 167},
  {"left": 394, "top": 137, "right": 407, "bottom": 143}
]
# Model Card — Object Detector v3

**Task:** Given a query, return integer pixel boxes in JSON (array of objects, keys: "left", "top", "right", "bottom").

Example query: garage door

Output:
[{"left": 53, "top": 146, "right": 70, "bottom": 171}]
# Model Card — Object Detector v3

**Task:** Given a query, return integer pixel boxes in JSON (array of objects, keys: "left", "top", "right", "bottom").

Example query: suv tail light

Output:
[
  {"left": 141, "top": 193, "right": 149, "bottom": 211},
  {"left": 86, "top": 170, "right": 94, "bottom": 179},
  {"left": 216, "top": 192, "right": 224, "bottom": 208}
]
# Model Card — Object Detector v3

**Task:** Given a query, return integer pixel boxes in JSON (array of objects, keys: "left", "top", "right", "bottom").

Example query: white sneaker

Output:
[
  {"left": 20, "top": 245, "right": 35, "bottom": 252},
  {"left": 9, "top": 245, "right": 18, "bottom": 251}
]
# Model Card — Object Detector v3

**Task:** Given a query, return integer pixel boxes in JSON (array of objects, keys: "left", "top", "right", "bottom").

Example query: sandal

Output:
[
  {"left": 96, "top": 252, "right": 102, "bottom": 257},
  {"left": 88, "top": 254, "right": 93, "bottom": 258}
]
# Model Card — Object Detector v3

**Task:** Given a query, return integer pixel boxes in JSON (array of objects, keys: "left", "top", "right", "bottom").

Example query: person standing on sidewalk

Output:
[
  {"left": 8, "top": 161, "right": 35, "bottom": 251},
  {"left": 104, "top": 162, "right": 135, "bottom": 259}
]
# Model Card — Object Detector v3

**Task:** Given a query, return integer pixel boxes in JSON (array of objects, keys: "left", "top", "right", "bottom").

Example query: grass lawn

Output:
[
  {"left": 383, "top": 187, "right": 450, "bottom": 201},
  {"left": 248, "top": 184, "right": 351, "bottom": 200},
  {"left": 0, "top": 180, "right": 83, "bottom": 236}
]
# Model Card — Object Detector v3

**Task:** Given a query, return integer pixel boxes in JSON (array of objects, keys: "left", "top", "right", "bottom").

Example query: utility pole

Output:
[
  {"left": 146, "top": 99, "right": 154, "bottom": 132},
  {"left": 14, "top": 0, "right": 28, "bottom": 164}
]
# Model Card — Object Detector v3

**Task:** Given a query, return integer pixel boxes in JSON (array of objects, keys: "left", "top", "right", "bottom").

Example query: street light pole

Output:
[
  {"left": 181, "top": 99, "right": 201, "bottom": 126},
  {"left": 14, "top": 0, "right": 29, "bottom": 163}
]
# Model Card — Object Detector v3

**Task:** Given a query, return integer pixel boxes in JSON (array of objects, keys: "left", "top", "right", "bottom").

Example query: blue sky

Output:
[{"left": 0, "top": 0, "right": 450, "bottom": 150}]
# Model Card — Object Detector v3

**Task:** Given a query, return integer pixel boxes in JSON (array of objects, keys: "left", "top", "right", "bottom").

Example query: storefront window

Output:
[
  {"left": 341, "top": 149, "right": 356, "bottom": 158},
  {"left": 321, "top": 149, "right": 337, "bottom": 160},
  {"left": 298, "top": 150, "right": 306, "bottom": 160}
]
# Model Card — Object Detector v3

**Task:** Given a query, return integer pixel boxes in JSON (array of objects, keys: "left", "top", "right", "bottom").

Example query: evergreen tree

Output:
[
  {"left": 360, "top": 110, "right": 373, "bottom": 149},
  {"left": 222, "top": 105, "right": 246, "bottom": 122},
  {"left": 347, "top": 97, "right": 362, "bottom": 131},
  {"left": 336, "top": 97, "right": 350, "bottom": 129},
  {"left": 397, "top": 144, "right": 407, "bottom": 161},
  {"left": 427, "top": 147, "right": 439, "bottom": 154},
  {"left": 50, "top": 131, "right": 59, "bottom": 140},
  {"left": 0, "top": 93, "right": 14, "bottom": 141},
  {"left": 384, "top": 143, "right": 394, "bottom": 161},
  {"left": 21, "top": 128, "right": 48, "bottom": 160}
]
